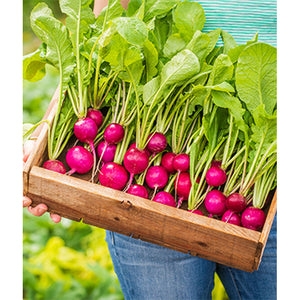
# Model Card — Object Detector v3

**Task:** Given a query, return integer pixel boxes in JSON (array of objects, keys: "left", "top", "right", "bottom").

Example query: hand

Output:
[{"left": 23, "top": 139, "right": 61, "bottom": 223}]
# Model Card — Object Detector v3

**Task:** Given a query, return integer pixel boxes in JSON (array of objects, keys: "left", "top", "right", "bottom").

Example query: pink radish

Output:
[
  {"left": 98, "top": 162, "right": 128, "bottom": 191},
  {"left": 87, "top": 108, "right": 103, "bottom": 128},
  {"left": 221, "top": 210, "right": 241, "bottom": 226},
  {"left": 74, "top": 118, "right": 98, "bottom": 154},
  {"left": 127, "top": 184, "right": 149, "bottom": 199},
  {"left": 146, "top": 132, "right": 167, "bottom": 154},
  {"left": 129, "top": 142, "right": 151, "bottom": 157},
  {"left": 173, "top": 153, "right": 190, "bottom": 172},
  {"left": 103, "top": 123, "right": 124, "bottom": 145},
  {"left": 241, "top": 207, "right": 266, "bottom": 231},
  {"left": 226, "top": 193, "right": 247, "bottom": 213},
  {"left": 123, "top": 147, "right": 150, "bottom": 191},
  {"left": 43, "top": 160, "right": 66, "bottom": 174},
  {"left": 205, "top": 165, "right": 227, "bottom": 187},
  {"left": 66, "top": 146, "right": 94, "bottom": 175},
  {"left": 73, "top": 117, "right": 98, "bottom": 179},
  {"left": 152, "top": 191, "right": 176, "bottom": 207},
  {"left": 97, "top": 141, "right": 117, "bottom": 163},
  {"left": 174, "top": 172, "right": 191, "bottom": 208},
  {"left": 145, "top": 166, "right": 169, "bottom": 194},
  {"left": 189, "top": 209, "right": 204, "bottom": 216},
  {"left": 204, "top": 189, "right": 227, "bottom": 217},
  {"left": 97, "top": 123, "right": 125, "bottom": 169},
  {"left": 161, "top": 152, "right": 176, "bottom": 174}
]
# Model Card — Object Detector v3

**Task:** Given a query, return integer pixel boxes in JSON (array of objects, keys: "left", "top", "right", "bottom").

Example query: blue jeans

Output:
[{"left": 105, "top": 215, "right": 276, "bottom": 300}]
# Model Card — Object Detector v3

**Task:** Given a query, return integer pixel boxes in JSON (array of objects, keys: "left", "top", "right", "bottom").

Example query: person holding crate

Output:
[{"left": 23, "top": 0, "right": 277, "bottom": 299}]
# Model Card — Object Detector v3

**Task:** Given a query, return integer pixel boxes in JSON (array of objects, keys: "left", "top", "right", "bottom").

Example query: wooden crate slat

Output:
[{"left": 28, "top": 165, "right": 263, "bottom": 272}]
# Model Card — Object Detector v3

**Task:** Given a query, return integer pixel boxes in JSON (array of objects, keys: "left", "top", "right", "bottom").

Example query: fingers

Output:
[
  {"left": 23, "top": 196, "right": 32, "bottom": 207},
  {"left": 27, "top": 203, "right": 48, "bottom": 217},
  {"left": 50, "top": 213, "right": 61, "bottom": 223}
]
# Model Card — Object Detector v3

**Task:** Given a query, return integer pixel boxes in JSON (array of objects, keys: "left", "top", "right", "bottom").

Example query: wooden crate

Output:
[{"left": 23, "top": 89, "right": 277, "bottom": 273}]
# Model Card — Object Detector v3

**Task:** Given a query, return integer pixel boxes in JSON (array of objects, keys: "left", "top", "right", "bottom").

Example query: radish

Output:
[
  {"left": 146, "top": 132, "right": 167, "bottom": 155},
  {"left": 87, "top": 108, "right": 103, "bottom": 128},
  {"left": 174, "top": 172, "right": 191, "bottom": 208},
  {"left": 221, "top": 210, "right": 241, "bottom": 226},
  {"left": 161, "top": 152, "right": 176, "bottom": 174},
  {"left": 96, "top": 141, "right": 117, "bottom": 163},
  {"left": 173, "top": 153, "right": 190, "bottom": 172},
  {"left": 98, "top": 162, "right": 128, "bottom": 191},
  {"left": 73, "top": 117, "right": 98, "bottom": 179},
  {"left": 226, "top": 193, "right": 247, "bottom": 213},
  {"left": 145, "top": 166, "right": 169, "bottom": 192},
  {"left": 211, "top": 160, "right": 222, "bottom": 168},
  {"left": 152, "top": 191, "right": 176, "bottom": 207},
  {"left": 97, "top": 123, "right": 125, "bottom": 170},
  {"left": 189, "top": 209, "right": 204, "bottom": 216},
  {"left": 204, "top": 189, "right": 227, "bottom": 217},
  {"left": 241, "top": 207, "right": 266, "bottom": 231},
  {"left": 74, "top": 118, "right": 98, "bottom": 154},
  {"left": 129, "top": 142, "right": 151, "bottom": 157},
  {"left": 123, "top": 147, "right": 150, "bottom": 191},
  {"left": 127, "top": 184, "right": 149, "bottom": 199},
  {"left": 66, "top": 146, "right": 94, "bottom": 175},
  {"left": 103, "top": 123, "right": 125, "bottom": 145},
  {"left": 43, "top": 160, "right": 66, "bottom": 174},
  {"left": 205, "top": 165, "right": 227, "bottom": 187}
]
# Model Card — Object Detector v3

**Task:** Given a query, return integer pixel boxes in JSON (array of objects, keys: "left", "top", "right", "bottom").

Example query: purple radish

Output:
[
  {"left": 189, "top": 209, "right": 204, "bottom": 216},
  {"left": 87, "top": 108, "right": 103, "bottom": 128},
  {"left": 66, "top": 146, "right": 94, "bottom": 175},
  {"left": 226, "top": 193, "right": 247, "bottom": 213},
  {"left": 97, "top": 141, "right": 117, "bottom": 163},
  {"left": 205, "top": 166, "right": 227, "bottom": 187},
  {"left": 241, "top": 207, "right": 266, "bottom": 231},
  {"left": 123, "top": 147, "right": 150, "bottom": 191},
  {"left": 127, "top": 184, "right": 149, "bottom": 199},
  {"left": 204, "top": 189, "right": 227, "bottom": 217},
  {"left": 221, "top": 210, "right": 241, "bottom": 226},
  {"left": 173, "top": 153, "right": 190, "bottom": 172},
  {"left": 146, "top": 132, "right": 167, "bottom": 154},
  {"left": 174, "top": 172, "right": 191, "bottom": 208},
  {"left": 98, "top": 162, "right": 128, "bottom": 190},
  {"left": 145, "top": 166, "right": 169, "bottom": 192},
  {"left": 103, "top": 123, "right": 125, "bottom": 145},
  {"left": 43, "top": 160, "right": 66, "bottom": 174},
  {"left": 161, "top": 152, "right": 176, "bottom": 174},
  {"left": 152, "top": 191, "right": 176, "bottom": 207}
]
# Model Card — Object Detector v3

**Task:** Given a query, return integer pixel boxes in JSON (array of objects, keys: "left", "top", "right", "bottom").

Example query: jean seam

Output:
[
  {"left": 110, "top": 232, "right": 133, "bottom": 300},
  {"left": 227, "top": 268, "right": 242, "bottom": 300}
]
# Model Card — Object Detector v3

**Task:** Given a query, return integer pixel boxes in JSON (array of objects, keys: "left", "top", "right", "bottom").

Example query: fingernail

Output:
[
  {"left": 23, "top": 198, "right": 31, "bottom": 207},
  {"left": 37, "top": 207, "right": 46, "bottom": 214}
]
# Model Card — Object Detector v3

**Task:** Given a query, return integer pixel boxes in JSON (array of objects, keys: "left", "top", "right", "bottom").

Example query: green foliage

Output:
[
  {"left": 23, "top": 210, "right": 124, "bottom": 300},
  {"left": 23, "top": 66, "right": 59, "bottom": 124}
]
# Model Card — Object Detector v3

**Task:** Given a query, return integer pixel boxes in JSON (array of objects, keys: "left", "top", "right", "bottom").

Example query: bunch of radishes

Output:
[{"left": 25, "top": 0, "right": 276, "bottom": 233}]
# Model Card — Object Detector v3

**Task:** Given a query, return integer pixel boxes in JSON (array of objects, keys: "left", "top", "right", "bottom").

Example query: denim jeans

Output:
[{"left": 105, "top": 215, "right": 276, "bottom": 300}]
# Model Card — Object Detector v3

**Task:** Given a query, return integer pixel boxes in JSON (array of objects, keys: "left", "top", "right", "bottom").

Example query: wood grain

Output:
[{"left": 27, "top": 166, "right": 267, "bottom": 272}]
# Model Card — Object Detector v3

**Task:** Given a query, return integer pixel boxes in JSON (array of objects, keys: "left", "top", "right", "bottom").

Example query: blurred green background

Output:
[{"left": 23, "top": 1, "right": 228, "bottom": 299}]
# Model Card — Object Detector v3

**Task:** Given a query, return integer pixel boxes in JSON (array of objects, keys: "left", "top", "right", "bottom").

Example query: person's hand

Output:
[{"left": 23, "top": 139, "right": 61, "bottom": 223}]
